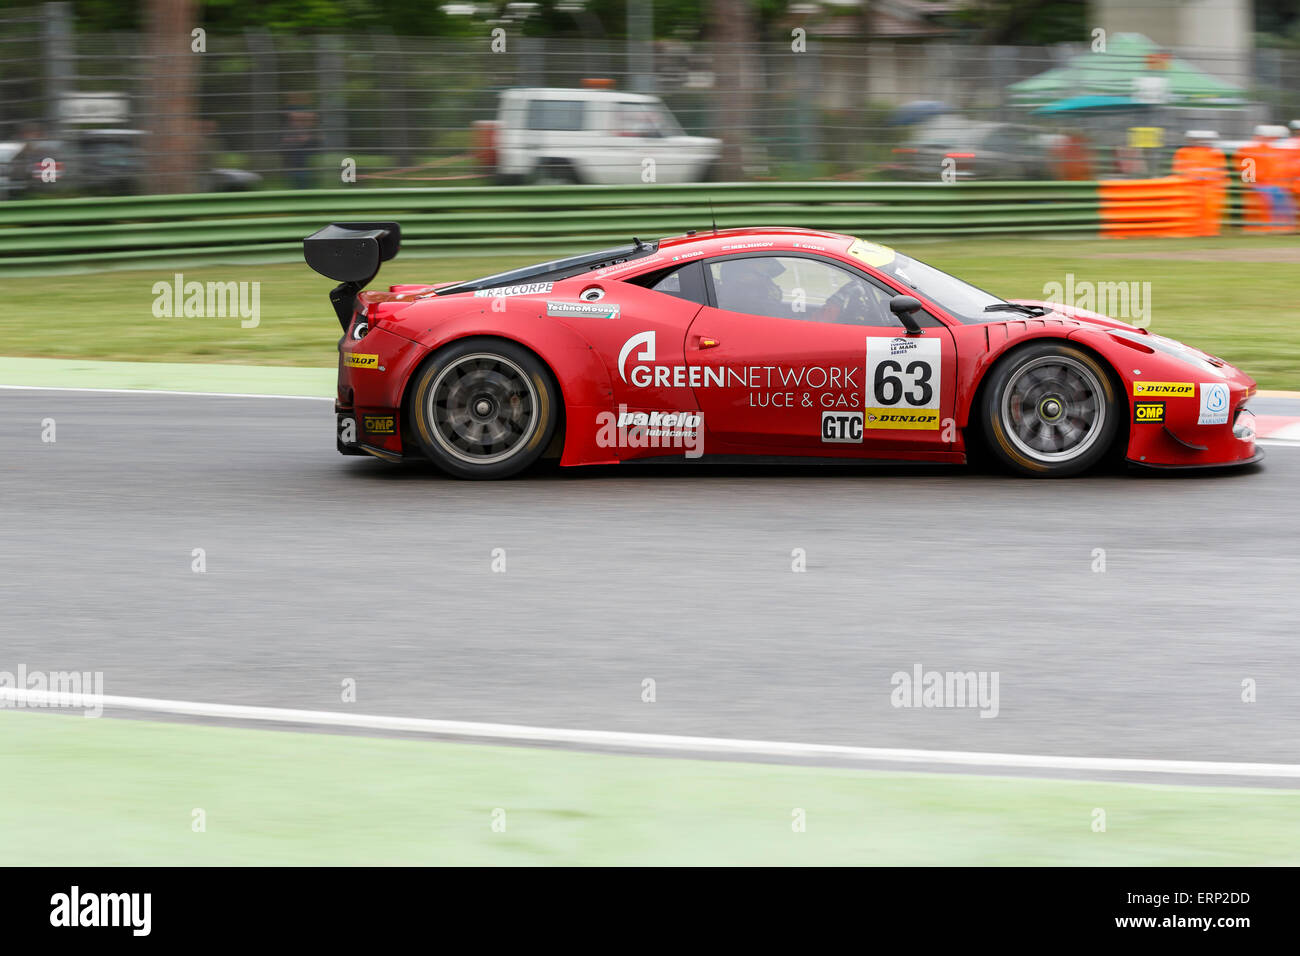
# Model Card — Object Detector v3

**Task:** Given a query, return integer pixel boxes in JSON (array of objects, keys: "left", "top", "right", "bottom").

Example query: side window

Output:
[
  {"left": 613, "top": 102, "right": 665, "bottom": 138},
  {"left": 707, "top": 256, "right": 901, "bottom": 327},
  {"left": 630, "top": 262, "right": 707, "bottom": 305},
  {"left": 526, "top": 100, "right": 585, "bottom": 131}
]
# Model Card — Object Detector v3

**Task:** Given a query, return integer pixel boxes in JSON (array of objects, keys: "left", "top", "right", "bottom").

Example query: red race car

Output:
[{"left": 304, "top": 222, "right": 1261, "bottom": 479}]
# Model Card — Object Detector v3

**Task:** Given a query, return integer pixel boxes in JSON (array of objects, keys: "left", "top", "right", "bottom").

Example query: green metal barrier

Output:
[{"left": 0, "top": 182, "right": 1104, "bottom": 270}]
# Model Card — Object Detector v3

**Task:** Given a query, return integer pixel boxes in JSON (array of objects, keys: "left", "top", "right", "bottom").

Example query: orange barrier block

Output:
[{"left": 1098, "top": 177, "right": 1200, "bottom": 238}]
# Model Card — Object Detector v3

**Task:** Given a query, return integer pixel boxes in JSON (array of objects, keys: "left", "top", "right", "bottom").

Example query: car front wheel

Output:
[{"left": 981, "top": 342, "right": 1118, "bottom": 477}]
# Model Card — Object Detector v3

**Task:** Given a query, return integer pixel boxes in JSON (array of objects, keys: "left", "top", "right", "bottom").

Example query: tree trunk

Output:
[
  {"left": 711, "top": 0, "right": 757, "bottom": 181},
  {"left": 147, "top": 0, "right": 199, "bottom": 193}
]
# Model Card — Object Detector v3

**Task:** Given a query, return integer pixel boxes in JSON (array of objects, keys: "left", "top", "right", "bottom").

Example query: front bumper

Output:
[
  {"left": 1130, "top": 448, "right": 1264, "bottom": 470},
  {"left": 1126, "top": 405, "right": 1261, "bottom": 469}
]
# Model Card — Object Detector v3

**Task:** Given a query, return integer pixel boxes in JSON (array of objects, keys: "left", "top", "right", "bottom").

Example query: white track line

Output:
[
  {"left": 3, "top": 688, "right": 1299, "bottom": 779},
  {"left": 0, "top": 384, "right": 331, "bottom": 401}
]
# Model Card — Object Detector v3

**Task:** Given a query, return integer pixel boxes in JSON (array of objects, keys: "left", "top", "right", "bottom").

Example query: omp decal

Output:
[
  {"left": 1133, "top": 381, "right": 1193, "bottom": 397},
  {"left": 821, "top": 411, "right": 863, "bottom": 443},
  {"left": 345, "top": 353, "right": 380, "bottom": 369},
  {"left": 472, "top": 282, "right": 553, "bottom": 298},
  {"left": 1198, "top": 382, "right": 1230, "bottom": 426},
  {"left": 1133, "top": 401, "right": 1165, "bottom": 424},
  {"left": 865, "top": 336, "right": 940, "bottom": 430},
  {"left": 363, "top": 414, "right": 396, "bottom": 435},
  {"left": 546, "top": 300, "right": 621, "bottom": 319}
]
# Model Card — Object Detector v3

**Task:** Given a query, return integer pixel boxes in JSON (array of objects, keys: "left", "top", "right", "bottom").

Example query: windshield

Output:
[{"left": 846, "top": 238, "right": 1007, "bottom": 322}]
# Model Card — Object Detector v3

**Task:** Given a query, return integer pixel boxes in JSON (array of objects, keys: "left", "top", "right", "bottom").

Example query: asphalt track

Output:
[{"left": 3, "top": 390, "right": 1300, "bottom": 778}]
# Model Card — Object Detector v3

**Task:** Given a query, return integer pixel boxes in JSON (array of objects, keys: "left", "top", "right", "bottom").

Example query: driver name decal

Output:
[{"left": 865, "top": 336, "right": 941, "bottom": 429}]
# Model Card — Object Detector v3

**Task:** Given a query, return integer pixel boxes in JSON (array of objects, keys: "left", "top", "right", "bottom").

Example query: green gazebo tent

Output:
[{"left": 1008, "top": 33, "right": 1246, "bottom": 109}]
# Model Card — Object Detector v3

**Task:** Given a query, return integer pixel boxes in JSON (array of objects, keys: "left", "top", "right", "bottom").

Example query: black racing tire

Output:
[
  {"left": 408, "top": 338, "right": 561, "bottom": 480},
  {"left": 980, "top": 342, "right": 1119, "bottom": 477}
]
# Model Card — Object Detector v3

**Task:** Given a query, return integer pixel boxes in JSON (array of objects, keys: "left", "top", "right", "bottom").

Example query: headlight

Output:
[{"left": 1233, "top": 410, "right": 1256, "bottom": 442}]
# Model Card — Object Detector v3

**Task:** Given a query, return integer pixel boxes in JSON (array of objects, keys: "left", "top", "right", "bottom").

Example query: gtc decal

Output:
[
  {"left": 1198, "top": 382, "right": 1230, "bottom": 426},
  {"left": 865, "top": 336, "right": 940, "bottom": 429},
  {"left": 1133, "top": 381, "right": 1193, "bottom": 397},
  {"left": 821, "top": 411, "right": 863, "bottom": 443},
  {"left": 1133, "top": 402, "right": 1165, "bottom": 424},
  {"left": 363, "top": 415, "right": 396, "bottom": 435},
  {"left": 472, "top": 282, "right": 553, "bottom": 298},
  {"left": 547, "top": 300, "right": 621, "bottom": 319},
  {"left": 345, "top": 353, "right": 379, "bottom": 369}
]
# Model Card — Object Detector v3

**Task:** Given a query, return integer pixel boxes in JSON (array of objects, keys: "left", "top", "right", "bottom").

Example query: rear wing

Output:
[{"left": 303, "top": 221, "right": 401, "bottom": 328}]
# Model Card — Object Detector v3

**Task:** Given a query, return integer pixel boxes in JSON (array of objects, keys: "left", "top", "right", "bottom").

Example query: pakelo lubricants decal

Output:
[{"left": 864, "top": 336, "right": 941, "bottom": 430}]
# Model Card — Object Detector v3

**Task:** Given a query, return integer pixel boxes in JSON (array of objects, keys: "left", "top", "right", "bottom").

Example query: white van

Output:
[{"left": 488, "top": 87, "right": 721, "bottom": 185}]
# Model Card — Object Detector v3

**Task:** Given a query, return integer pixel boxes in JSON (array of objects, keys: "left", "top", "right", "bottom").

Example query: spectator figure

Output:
[
  {"left": 1237, "top": 125, "right": 1295, "bottom": 234},
  {"left": 1049, "top": 130, "right": 1094, "bottom": 181},
  {"left": 1171, "top": 130, "right": 1226, "bottom": 236},
  {"left": 1282, "top": 120, "right": 1300, "bottom": 221},
  {"left": 281, "top": 95, "right": 320, "bottom": 189}
]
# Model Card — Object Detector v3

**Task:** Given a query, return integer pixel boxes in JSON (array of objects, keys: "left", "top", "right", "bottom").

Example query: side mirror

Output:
[{"left": 889, "top": 295, "right": 926, "bottom": 335}]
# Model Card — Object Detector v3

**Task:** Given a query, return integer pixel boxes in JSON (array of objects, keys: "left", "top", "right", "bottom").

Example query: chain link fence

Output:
[{"left": 2, "top": 2, "right": 1298, "bottom": 197}]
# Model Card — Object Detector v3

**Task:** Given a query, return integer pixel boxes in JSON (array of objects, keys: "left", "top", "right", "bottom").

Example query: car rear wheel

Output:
[
  {"left": 981, "top": 342, "right": 1118, "bottom": 477},
  {"left": 409, "top": 339, "right": 560, "bottom": 479}
]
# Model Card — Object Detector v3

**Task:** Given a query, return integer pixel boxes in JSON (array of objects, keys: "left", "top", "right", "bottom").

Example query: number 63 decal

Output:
[
  {"left": 874, "top": 359, "right": 933, "bottom": 406},
  {"left": 866, "top": 338, "right": 941, "bottom": 410}
]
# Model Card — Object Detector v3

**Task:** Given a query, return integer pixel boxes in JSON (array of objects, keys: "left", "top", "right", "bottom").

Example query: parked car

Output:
[
  {"left": 883, "top": 117, "right": 1056, "bottom": 181},
  {"left": 484, "top": 86, "right": 721, "bottom": 185}
]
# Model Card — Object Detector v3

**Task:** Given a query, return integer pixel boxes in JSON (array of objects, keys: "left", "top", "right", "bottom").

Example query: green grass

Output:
[
  {"left": 1, "top": 236, "right": 1297, "bottom": 388},
  {"left": 0, "top": 254, "right": 515, "bottom": 367},
  {"left": 3, "top": 710, "right": 1299, "bottom": 865}
]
